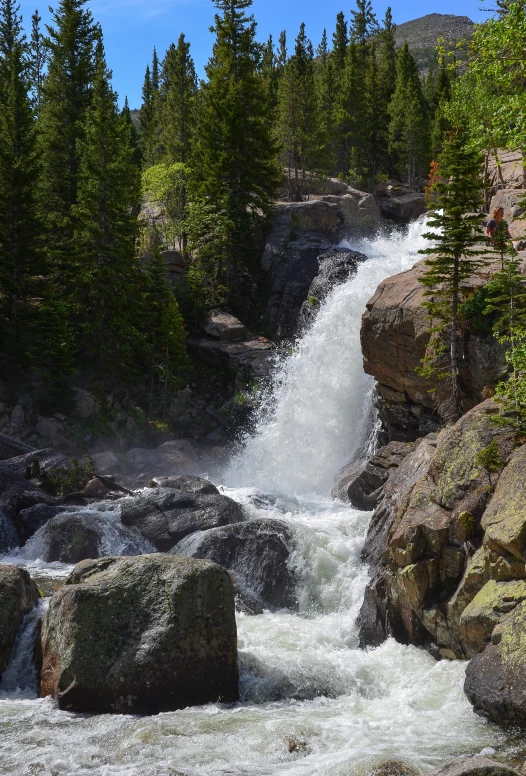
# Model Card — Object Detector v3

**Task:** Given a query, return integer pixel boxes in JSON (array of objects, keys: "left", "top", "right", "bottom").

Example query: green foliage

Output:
[
  {"left": 475, "top": 440, "right": 504, "bottom": 486},
  {"left": 26, "top": 455, "right": 98, "bottom": 496},
  {"left": 493, "top": 329, "right": 526, "bottom": 432},
  {"left": 191, "top": 0, "right": 280, "bottom": 304},
  {"left": 459, "top": 287, "right": 493, "bottom": 335},
  {"left": 142, "top": 162, "right": 189, "bottom": 250},
  {"left": 158, "top": 34, "right": 197, "bottom": 165},
  {"left": 418, "top": 128, "right": 488, "bottom": 420}
]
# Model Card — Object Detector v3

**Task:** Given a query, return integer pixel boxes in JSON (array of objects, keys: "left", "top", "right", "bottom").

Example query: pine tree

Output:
[
  {"left": 159, "top": 34, "right": 197, "bottom": 164},
  {"left": 192, "top": 0, "right": 279, "bottom": 303},
  {"left": 121, "top": 95, "right": 142, "bottom": 168},
  {"left": 419, "top": 129, "right": 487, "bottom": 420},
  {"left": 430, "top": 63, "right": 452, "bottom": 159},
  {"left": 0, "top": 0, "right": 40, "bottom": 376},
  {"left": 277, "top": 30, "right": 287, "bottom": 71},
  {"left": 29, "top": 9, "right": 46, "bottom": 112},
  {"left": 377, "top": 7, "right": 397, "bottom": 176},
  {"left": 151, "top": 46, "right": 160, "bottom": 93},
  {"left": 315, "top": 28, "right": 337, "bottom": 174},
  {"left": 388, "top": 42, "right": 430, "bottom": 187},
  {"left": 277, "top": 22, "right": 318, "bottom": 197},
  {"left": 140, "top": 63, "right": 156, "bottom": 164},
  {"left": 332, "top": 11, "right": 349, "bottom": 74},
  {"left": 38, "top": 0, "right": 97, "bottom": 280},
  {"left": 335, "top": 40, "right": 368, "bottom": 181},
  {"left": 350, "top": 0, "right": 378, "bottom": 59},
  {"left": 72, "top": 41, "right": 142, "bottom": 376},
  {"left": 261, "top": 34, "right": 279, "bottom": 121}
]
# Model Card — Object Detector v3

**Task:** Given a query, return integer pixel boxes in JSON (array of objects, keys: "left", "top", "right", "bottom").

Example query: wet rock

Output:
[
  {"left": 428, "top": 757, "right": 520, "bottom": 776},
  {"left": 149, "top": 475, "right": 219, "bottom": 495},
  {"left": 367, "top": 761, "right": 419, "bottom": 776},
  {"left": 40, "top": 554, "right": 239, "bottom": 714},
  {"left": 297, "top": 247, "right": 369, "bottom": 333},
  {"left": 358, "top": 401, "right": 516, "bottom": 657},
  {"left": 119, "top": 488, "right": 244, "bottom": 551},
  {"left": 481, "top": 443, "right": 526, "bottom": 562},
  {"left": 0, "top": 449, "right": 69, "bottom": 495},
  {"left": 202, "top": 312, "right": 246, "bottom": 341},
  {"left": 465, "top": 600, "right": 526, "bottom": 726},
  {"left": 27, "top": 512, "right": 147, "bottom": 564},
  {"left": 186, "top": 333, "right": 273, "bottom": 383},
  {"left": 333, "top": 440, "right": 418, "bottom": 509},
  {"left": 0, "top": 564, "right": 39, "bottom": 680},
  {"left": 173, "top": 518, "right": 297, "bottom": 610},
  {"left": 17, "top": 504, "right": 68, "bottom": 543}
]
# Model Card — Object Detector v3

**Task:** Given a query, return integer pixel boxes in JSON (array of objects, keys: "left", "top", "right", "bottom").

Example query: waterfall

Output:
[
  {"left": 0, "top": 600, "right": 47, "bottom": 698},
  {"left": 225, "top": 220, "right": 430, "bottom": 496}
]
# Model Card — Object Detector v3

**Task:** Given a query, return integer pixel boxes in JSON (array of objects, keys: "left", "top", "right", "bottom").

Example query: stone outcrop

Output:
[
  {"left": 187, "top": 332, "right": 273, "bottom": 383},
  {"left": 297, "top": 248, "right": 369, "bottom": 332},
  {"left": 358, "top": 400, "right": 517, "bottom": 657},
  {"left": 202, "top": 312, "right": 247, "bottom": 341},
  {"left": 377, "top": 192, "right": 427, "bottom": 222},
  {"left": 173, "top": 518, "right": 297, "bottom": 611},
  {"left": 332, "top": 440, "right": 418, "bottom": 509},
  {"left": 427, "top": 758, "right": 519, "bottom": 776},
  {"left": 118, "top": 487, "right": 244, "bottom": 551},
  {"left": 149, "top": 474, "right": 219, "bottom": 495},
  {"left": 0, "top": 564, "right": 39, "bottom": 680},
  {"left": 40, "top": 554, "right": 239, "bottom": 714},
  {"left": 263, "top": 194, "right": 379, "bottom": 337},
  {"left": 361, "top": 259, "right": 507, "bottom": 441}
]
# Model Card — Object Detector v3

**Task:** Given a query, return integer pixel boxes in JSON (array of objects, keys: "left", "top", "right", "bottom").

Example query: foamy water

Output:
[{"left": 0, "top": 221, "right": 506, "bottom": 775}]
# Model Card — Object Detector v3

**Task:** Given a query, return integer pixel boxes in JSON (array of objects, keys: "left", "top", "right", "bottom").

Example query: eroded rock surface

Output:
[
  {"left": 358, "top": 400, "right": 516, "bottom": 657},
  {"left": 174, "top": 518, "right": 297, "bottom": 611},
  {"left": 40, "top": 554, "right": 239, "bottom": 714},
  {"left": 0, "top": 564, "right": 39, "bottom": 680},
  {"left": 119, "top": 488, "right": 244, "bottom": 551}
]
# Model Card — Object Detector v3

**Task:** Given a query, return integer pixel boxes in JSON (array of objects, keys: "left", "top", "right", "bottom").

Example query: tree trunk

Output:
[{"left": 450, "top": 255, "right": 463, "bottom": 420}]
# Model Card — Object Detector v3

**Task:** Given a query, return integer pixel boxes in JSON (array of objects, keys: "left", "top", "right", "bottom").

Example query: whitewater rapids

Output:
[{"left": 0, "top": 221, "right": 507, "bottom": 775}]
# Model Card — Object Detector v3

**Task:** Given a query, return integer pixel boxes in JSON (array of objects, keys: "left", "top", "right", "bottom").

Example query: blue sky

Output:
[{"left": 18, "top": 0, "right": 488, "bottom": 109}]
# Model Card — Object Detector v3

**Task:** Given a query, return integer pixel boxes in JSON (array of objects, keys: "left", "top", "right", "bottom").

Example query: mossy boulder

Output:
[
  {"left": 428, "top": 757, "right": 519, "bottom": 776},
  {"left": 460, "top": 579, "right": 526, "bottom": 655},
  {"left": 0, "top": 564, "right": 39, "bottom": 680},
  {"left": 40, "top": 554, "right": 239, "bottom": 714},
  {"left": 465, "top": 599, "right": 526, "bottom": 726},
  {"left": 482, "top": 444, "right": 526, "bottom": 562}
]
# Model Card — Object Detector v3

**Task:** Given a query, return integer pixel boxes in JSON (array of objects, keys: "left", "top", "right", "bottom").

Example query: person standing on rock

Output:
[{"left": 485, "top": 206, "right": 511, "bottom": 242}]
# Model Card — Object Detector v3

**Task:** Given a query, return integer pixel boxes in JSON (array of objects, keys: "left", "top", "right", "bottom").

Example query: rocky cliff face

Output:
[
  {"left": 263, "top": 191, "right": 380, "bottom": 338},
  {"left": 361, "top": 258, "right": 508, "bottom": 442}
]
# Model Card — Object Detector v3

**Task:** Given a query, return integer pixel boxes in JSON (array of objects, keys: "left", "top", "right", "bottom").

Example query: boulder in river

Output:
[
  {"left": 427, "top": 757, "right": 520, "bottom": 776},
  {"left": 119, "top": 488, "right": 244, "bottom": 551},
  {"left": 25, "top": 511, "right": 152, "bottom": 564},
  {"left": 149, "top": 474, "right": 219, "bottom": 495},
  {"left": 0, "top": 564, "right": 39, "bottom": 680},
  {"left": 40, "top": 554, "right": 239, "bottom": 714},
  {"left": 173, "top": 518, "right": 297, "bottom": 611}
]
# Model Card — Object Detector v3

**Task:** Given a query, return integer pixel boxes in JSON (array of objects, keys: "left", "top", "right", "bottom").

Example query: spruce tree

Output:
[
  {"left": 38, "top": 0, "right": 97, "bottom": 280},
  {"left": 332, "top": 11, "right": 349, "bottom": 74},
  {"left": 377, "top": 7, "right": 397, "bottom": 176},
  {"left": 335, "top": 40, "right": 368, "bottom": 181},
  {"left": 315, "top": 29, "right": 337, "bottom": 174},
  {"left": 430, "top": 63, "right": 452, "bottom": 159},
  {"left": 192, "top": 0, "right": 279, "bottom": 303},
  {"left": 159, "top": 34, "right": 197, "bottom": 164},
  {"left": 419, "top": 129, "right": 487, "bottom": 420},
  {"left": 29, "top": 9, "right": 46, "bottom": 112},
  {"left": 277, "top": 22, "right": 318, "bottom": 197},
  {"left": 350, "top": 0, "right": 378, "bottom": 59},
  {"left": 388, "top": 42, "right": 430, "bottom": 187},
  {"left": 121, "top": 95, "right": 142, "bottom": 168},
  {"left": 0, "top": 0, "right": 40, "bottom": 376},
  {"left": 140, "top": 63, "right": 156, "bottom": 164},
  {"left": 72, "top": 41, "right": 142, "bottom": 376}
]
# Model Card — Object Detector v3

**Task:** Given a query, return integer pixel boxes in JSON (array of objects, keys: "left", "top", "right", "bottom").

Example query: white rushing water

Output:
[{"left": 0, "top": 221, "right": 507, "bottom": 775}]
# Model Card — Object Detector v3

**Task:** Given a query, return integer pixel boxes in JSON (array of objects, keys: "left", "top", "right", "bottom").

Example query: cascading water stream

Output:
[
  {"left": 225, "top": 219, "right": 431, "bottom": 496},
  {"left": 0, "top": 220, "right": 508, "bottom": 776}
]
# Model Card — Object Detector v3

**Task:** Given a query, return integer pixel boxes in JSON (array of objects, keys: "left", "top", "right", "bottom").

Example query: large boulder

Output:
[
  {"left": 124, "top": 439, "right": 199, "bottom": 477},
  {"left": 119, "top": 488, "right": 244, "bottom": 551},
  {"left": 297, "top": 247, "right": 369, "bottom": 332},
  {"left": 428, "top": 757, "right": 519, "bottom": 776},
  {"left": 24, "top": 511, "right": 152, "bottom": 564},
  {"left": 149, "top": 474, "right": 219, "bottom": 495},
  {"left": 332, "top": 440, "right": 418, "bottom": 509},
  {"left": 377, "top": 192, "right": 427, "bottom": 222},
  {"left": 0, "top": 564, "right": 39, "bottom": 680},
  {"left": 40, "top": 554, "right": 239, "bottom": 714},
  {"left": 358, "top": 400, "right": 516, "bottom": 657},
  {"left": 202, "top": 312, "right": 246, "bottom": 341},
  {"left": 464, "top": 599, "right": 526, "bottom": 726},
  {"left": 173, "top": 518, "right": 297, "bottom": 611},
  {"left": 361, "top": 259, "right": 507, "bottom": 442}
]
